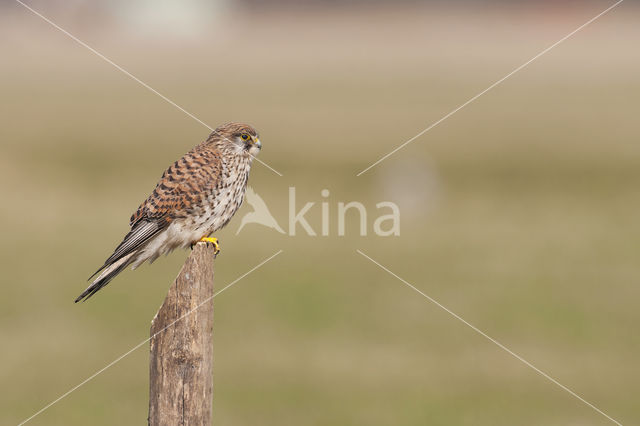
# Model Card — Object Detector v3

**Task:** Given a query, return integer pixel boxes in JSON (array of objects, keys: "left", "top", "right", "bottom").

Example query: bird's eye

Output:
[{"left": 241, "top": 134, "right": 249, "bottom": 141}]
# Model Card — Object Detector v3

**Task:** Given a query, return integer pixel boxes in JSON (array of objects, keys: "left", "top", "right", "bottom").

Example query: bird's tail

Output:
[{"left": 75, "top": 253, "right": 136, "bottom": 303}]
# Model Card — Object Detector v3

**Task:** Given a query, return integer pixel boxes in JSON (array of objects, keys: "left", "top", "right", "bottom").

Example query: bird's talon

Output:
[{"left": 198, "top": 237, "right": 220, "bottom": 255}]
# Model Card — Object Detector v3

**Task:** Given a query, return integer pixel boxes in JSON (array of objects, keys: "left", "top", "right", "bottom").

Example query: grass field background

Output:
[{"left": 1, "top": 2, "right": 639, "bottom": 425}]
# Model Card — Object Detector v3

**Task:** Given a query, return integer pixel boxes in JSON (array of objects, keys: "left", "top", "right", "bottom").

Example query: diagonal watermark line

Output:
[
  {"left": 356, "top": 0, "right": 624, "bottom": 176},
  {"left": 356, "top": 249, "right": 623, "bottom": 426},
  {"left": 18, "top": 249, "right": 283, "bottom": 426},
  {"left": 14, "top": 0, "right": 283, "bottom": 177}
]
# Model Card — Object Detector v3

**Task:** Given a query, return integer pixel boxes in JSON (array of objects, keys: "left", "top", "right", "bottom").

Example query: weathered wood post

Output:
[{"left": 148, "top": 243, "right": 216, "bottom": 426}]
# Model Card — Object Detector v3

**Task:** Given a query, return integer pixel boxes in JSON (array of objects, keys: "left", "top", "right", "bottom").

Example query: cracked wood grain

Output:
[{"left": 148, "top": 243, "right": 215, "bottom": 426}]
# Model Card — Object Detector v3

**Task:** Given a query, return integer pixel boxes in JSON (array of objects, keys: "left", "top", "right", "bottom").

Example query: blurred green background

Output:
[{"left": 1, "top": 1, "right": 638, "bottom": 425}]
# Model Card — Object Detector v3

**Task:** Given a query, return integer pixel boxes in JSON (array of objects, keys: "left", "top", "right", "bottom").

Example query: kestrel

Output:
[{"left": 75, "top": 122, "right": 262, "bottom": 302}]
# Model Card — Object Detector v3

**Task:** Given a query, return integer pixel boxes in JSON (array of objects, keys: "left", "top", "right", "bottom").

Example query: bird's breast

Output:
[{"left": 190, "top": 156, "right": 252, "bottom": 235}]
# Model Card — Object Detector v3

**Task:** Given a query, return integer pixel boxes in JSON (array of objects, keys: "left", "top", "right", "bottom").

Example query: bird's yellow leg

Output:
[{"left": 198, "top": 236, "right": 220, "bottom": 255}]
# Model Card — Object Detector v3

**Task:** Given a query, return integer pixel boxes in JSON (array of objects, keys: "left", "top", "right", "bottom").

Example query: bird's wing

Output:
[
  {"left": 94, "top": 220, "right": 164, "bottom": 274},
  {"left": 90, "top": 145, "right": 222, "bottom": 278},
  {"left": 129, "top": 145, "right": 223, "bottom": 227}
]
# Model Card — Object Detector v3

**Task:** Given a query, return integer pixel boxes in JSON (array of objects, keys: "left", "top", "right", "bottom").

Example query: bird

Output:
[
  {"left": 75, "top": 122, "right": 262, "bottom": 302},
  {"left": 236, "top": 186, "right": 285, "bottom": 235}
]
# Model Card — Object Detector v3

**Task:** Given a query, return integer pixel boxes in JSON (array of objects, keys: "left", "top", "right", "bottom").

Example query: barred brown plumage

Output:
[{"left": 76, "top": 122, "right": 262, "bottom": 302}]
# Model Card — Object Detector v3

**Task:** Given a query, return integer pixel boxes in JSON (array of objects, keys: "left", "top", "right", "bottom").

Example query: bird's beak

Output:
[{"left": 252, "top": 137, "right": 262, "bottom": 150}]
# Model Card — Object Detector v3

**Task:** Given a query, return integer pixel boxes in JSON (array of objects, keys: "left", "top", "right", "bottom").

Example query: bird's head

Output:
[{"left": 212, "top": 122, "right": 262, "bottom": 157}]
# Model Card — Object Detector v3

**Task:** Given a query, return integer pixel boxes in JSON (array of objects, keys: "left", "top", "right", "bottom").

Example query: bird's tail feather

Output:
[{"left": 75, "top": 253, "right": 136, "bottom": 303}]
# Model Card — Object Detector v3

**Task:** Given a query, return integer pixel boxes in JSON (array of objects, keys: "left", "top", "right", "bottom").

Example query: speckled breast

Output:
[{"left": 199, "top": 155, "right": 251, "bottom": 235}]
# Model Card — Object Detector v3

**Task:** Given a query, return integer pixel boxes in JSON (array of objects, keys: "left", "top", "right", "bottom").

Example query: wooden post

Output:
[{"left": 148, "top": 243, "right": 216, "bottom": 426}]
